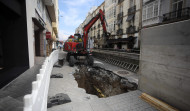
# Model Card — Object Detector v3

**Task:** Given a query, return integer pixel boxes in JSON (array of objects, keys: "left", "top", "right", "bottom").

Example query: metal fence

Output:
[{"left": 94, "top": 48, "right": 140, "bottom": 54}]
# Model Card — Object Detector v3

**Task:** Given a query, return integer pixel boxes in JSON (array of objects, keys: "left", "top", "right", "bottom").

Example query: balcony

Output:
[
  {"left": 117, "top": 29, "right": 123, "bottom": 35},
  {"left": 97, "top": 34, "right": 100, "bottom": 39},
  {"left": 118, "top": 0, "right": 124, "bottom": 4},
  {"left": 128, "top": 5, "right": 136, "bottom": 15},
  {"left": 44, "top": 0, "right": 57, "bottom": 22},
  {"left": 52, "top": 22, "right": 58, "bottom": 35},
  {"left": 162, "top": 7, "right": 190, "bottom": 22},
  {"left": 43, "top": 0, "right": 54, "bottom": 6},
  {"left": 126, "top": 26, "right": 136, "bottom": 34},
  {"left": 117, "top": 12, "right": 123, "bottom": 19}
]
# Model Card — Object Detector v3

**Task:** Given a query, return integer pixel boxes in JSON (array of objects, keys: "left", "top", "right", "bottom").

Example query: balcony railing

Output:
[
  {"left": 117, "top": 12, "right": 123, "bottom": 19},
  {"left": 126, "top": 26, "right": 136, "bottom": 34},
  {"left": 128, "top": 5, "right": 136, "bottom": 15},
  {"left": 117, "top": 29, "right": 123, "bottom": 35},
  {"left": 118, "top": 0, "right": 124, "bottom": 4},
  {"left": 163, "top": 7, "right": 190, "bottom": 22}
]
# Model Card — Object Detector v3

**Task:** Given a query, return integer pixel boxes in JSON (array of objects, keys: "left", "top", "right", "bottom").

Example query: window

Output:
[
  {"left": 147, "top": 5, "right": 153, "bottom": 19},
  {"left": 142, "top": 1, "right": 159, "bottom": 20},
  {"left": 154, "top": 2, "right": 158, "bottom": 17},
  {"left": 120, "top": 5, "right": 123, "bottom": 13},
  {"left": 172, "top": 0, "right": 183, "bottom": 11},
  {"left": 130, "top": 0, "right": 134, "bottom": 7},
  {"left": 114, "top": 21, "right": 115, "bottom": 30},
  {"left": 112, "top": 0, "right": 116, "bottom": 3},
  {"left": 37, "top": 0, "right": 42, "bottom": 12},
  {"left": 114, "top": 6, "right": 116, "bottom": 17},
  {"left": 142, "top": 8, "right": 146, "bottom": 20},
  {"left": 172, "top": 0, "right": 183, "bottom": 17},
  {"left": 119, "top": 23, "right": 122, "bottom": 29}
]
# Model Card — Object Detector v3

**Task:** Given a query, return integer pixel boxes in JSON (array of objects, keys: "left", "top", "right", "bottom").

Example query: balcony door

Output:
[{"left": 172, "top": 0, "right": 183, "bottom": 18}]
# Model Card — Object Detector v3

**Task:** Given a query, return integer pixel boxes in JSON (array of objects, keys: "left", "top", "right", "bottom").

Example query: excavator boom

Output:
[{"left": 83, "top": 9, "right": 109, "bottom": 50}]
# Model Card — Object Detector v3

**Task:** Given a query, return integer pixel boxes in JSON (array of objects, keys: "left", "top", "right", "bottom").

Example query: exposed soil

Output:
[{"left": 74, "top": 65, "right": 137, "bottom": 98}]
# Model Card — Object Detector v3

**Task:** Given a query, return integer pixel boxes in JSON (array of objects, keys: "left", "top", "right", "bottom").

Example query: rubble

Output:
[
  {"left": 47, "top": 93, "right": 71, "bottom": 108},
  {"left": 74, "top": 65, "right": 137, "bottom": 98},
  {"left": 50, "top": 73, "right": 63, "bottom": 78}
]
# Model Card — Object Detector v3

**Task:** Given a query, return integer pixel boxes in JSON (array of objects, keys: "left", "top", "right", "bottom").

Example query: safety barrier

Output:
[{"left": 23, "top": 50, "right": 59, "bottom": 111}]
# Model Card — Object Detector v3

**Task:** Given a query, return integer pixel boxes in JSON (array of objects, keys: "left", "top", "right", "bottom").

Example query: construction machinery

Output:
[{"left": 64, "top": 9, "right": 110, "bottom": 67}]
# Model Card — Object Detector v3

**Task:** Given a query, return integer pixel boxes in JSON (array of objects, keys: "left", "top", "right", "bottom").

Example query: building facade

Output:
[
  {"left": 76, "top": 0, "right": 142, "bottom": 50},
  {"left": 26, "top": 0, "right": 59, "bottom": 66},
  {"left": 113, "top": 0, "right": 142, "bottom": 49},
  {"left": 0, "top": 0, "right": 59, "bottom": 88}
]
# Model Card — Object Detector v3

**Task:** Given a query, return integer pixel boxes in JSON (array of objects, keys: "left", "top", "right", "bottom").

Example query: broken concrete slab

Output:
[{"left": 47, "top": 93, "right": 71, "bottom": 108}]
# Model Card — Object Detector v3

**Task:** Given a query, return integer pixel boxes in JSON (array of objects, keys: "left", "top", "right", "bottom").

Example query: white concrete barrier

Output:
[{"left": 23, "top": 50, "right": 59, "bottom": 111}]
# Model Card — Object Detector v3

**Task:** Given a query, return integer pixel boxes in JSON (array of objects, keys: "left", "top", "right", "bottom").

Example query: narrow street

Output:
[{"left": 0, "top": 0, "right": 189, "bottom": 111}]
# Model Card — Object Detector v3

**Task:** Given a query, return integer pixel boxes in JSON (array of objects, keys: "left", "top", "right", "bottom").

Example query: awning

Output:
[
  {"left": 32, "top": 17, "right": 45, "bottom": 30},
  {"left": 117, "top": 19, "right": 122, "bottom": 25},
  {"left": 126, "top": 14, "right": 134, "bottom": 22}
]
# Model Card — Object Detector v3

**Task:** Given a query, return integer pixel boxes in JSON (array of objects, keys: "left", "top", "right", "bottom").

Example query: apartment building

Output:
[
  {"left": 26, "top": 0, "right": 59, "bottom": 66},
  {"left": 142, "top": 0, "right": 190, "bottom": 27},
  {"left": 111, "top": 0, "right": 142, "bottom": 49},
  {"left": 0, "top": 0, "right": 59, "bottom": 88}
]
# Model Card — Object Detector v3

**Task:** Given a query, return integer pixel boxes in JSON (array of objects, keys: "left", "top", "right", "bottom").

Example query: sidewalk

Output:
[
  {"left": 47, "top": 51, "right": 157, "bottom": 111},
  {"left": 0, "top": 57, "right": 45, "bottom": 111}
]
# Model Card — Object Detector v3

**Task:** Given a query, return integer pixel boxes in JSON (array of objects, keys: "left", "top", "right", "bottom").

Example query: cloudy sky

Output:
[{"left": 58, "top": 0, "right": 104, "bottom": 41}]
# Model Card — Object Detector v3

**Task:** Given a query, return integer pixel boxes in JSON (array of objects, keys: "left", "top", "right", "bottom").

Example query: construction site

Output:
[{"left": 0, "top": 0, "right": 190, "bottom": 111}]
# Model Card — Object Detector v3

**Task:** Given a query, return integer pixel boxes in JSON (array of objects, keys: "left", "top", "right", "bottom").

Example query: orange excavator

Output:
[{"left": 64, "top": 9, "right": 110, "bottom": 67}]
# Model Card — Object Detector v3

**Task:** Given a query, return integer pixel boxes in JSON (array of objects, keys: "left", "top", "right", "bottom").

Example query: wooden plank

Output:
[{"left": 140, "top": 93, "right": 179, "bottom": 111}]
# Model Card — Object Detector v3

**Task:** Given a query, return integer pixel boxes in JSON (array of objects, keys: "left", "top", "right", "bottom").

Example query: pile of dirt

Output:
[{"left": 74, "top": 65, "right": 137, "bottom": 98}]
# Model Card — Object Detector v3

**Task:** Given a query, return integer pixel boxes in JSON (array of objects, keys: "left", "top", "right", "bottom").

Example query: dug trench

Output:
[{"left": 74, "top": 65, "right": 138, "bottom": 98}]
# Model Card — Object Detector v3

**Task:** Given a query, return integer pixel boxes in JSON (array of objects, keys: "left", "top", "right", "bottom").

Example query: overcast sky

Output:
[{"left": 58, "top": 0, "right": 104, "bottom": 41}]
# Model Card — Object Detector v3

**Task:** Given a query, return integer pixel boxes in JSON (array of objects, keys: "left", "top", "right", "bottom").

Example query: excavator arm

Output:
[{"left": 83, "top": 9, "right": 110, "bottom": 50}]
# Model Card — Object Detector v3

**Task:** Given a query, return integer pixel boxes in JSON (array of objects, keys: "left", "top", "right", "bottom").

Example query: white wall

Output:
[
  {"left": 26, "top": 0, "right": 36, "bottom": 68},
  {"left": 139, "top": 20, "right": 190, "bottom": 111}
]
